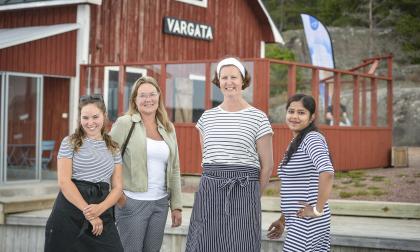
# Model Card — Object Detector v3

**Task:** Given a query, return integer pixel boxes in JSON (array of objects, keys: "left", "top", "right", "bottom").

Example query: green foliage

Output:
[
  {"left": 371, "top": 176, "right": 385, "bottom": 182},
  {"left": 339, "top": 191, "right": 353, "bottom": 198},
  {"left": 355, "top": 190, "right": 369, "bottom": 196},
  {"left": 371, "top": 189, "right": 386, "bottom": 196},
  {"left": 266, "top": 44, "right": 296, "bottom": 61},
  {"left": 266, "top": 44, "right": 297, "bottom": 96}
]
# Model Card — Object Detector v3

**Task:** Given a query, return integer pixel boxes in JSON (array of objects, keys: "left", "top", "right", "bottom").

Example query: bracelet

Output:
[{"left": 313, "top": 206, "right": 324, "bottom": 217}]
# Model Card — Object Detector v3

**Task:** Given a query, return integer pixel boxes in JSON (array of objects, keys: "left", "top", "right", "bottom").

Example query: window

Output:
[
  {"left": 104, "top": 67, "right": 147, "bottom": 121},
  {"left": 176, "top": 0, "right": 207, "bottom": 8},
  {"left": 166, "top": 64, "right": 206, "bottom": 122}
]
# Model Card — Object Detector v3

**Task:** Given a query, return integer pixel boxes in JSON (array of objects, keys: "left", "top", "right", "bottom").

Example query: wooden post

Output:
[
  {"left": 361, "top": 78, "right": 367, "bottom": 126},
  {"left": 79, "top": 65, "right": 86, "bottom": 96},
  {"left": 333, "top": 72, "right": 341, "bottom": 126},
  {"left": 254, "top": 60, "right": 270, "bottom": 113},
  {"left": 118, "top": 65, "right": 126, "bottom": 116},
  {"left": 353, "top": 75, "right": 360, "bottom": 126},
  {"left": 387, "top": 55, "right": 393, "bottom": 128},
  {"left": 159, "top": 63, "right": 167, "bottom": 102},
  {"left": 311, "top": 69, "right": 319, "bottom": 121},
  {"left": 205, "top": 62, "right": 211, "bottom": 110},
  {"left": 371, "top": 77, "right": 377, "bottom": 126},
  {"left": 288, "top": 64, "right": 296, "bottom": 97}
]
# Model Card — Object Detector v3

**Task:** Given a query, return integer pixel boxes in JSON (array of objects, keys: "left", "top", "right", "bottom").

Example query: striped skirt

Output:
[{"left": 185, "top": 163, "right": 261, "bottom": 252}]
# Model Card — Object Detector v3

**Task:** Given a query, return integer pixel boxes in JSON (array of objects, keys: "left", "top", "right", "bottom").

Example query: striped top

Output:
[
  {"left": 57, "top": 136, "right": 122, "bottom": 184},
  {"left": 196, "top": 106, "right": 273, "bottom": 169},
  {"left": 278, "top": 131, "right": 334, "bottom": 216}
]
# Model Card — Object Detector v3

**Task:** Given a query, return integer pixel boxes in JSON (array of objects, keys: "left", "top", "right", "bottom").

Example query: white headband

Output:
[{"left": 216, "top": 57, "right": 245, "bottom": 78}]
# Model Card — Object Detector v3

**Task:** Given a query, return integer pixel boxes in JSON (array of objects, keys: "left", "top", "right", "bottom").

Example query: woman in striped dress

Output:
[
  {"left": 44, "top": 94, "right": 123, "bottom": 252},
  {"left": 267, "top": 94, "right": 334, "bottom": 251},
  {"left": 185, "top": 57, "right": 274, "bottom": 252}
]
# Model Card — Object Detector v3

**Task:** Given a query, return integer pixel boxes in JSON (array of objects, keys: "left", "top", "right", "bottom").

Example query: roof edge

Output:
[
  {"left": 0, "top": 0, "right": 101, "bottom": 11},
  {"left": 0, "top": 23, "right": 80, "bottom": 50},
  {"left": 257, "top": 0, "right": 284, "bottom": 44}
]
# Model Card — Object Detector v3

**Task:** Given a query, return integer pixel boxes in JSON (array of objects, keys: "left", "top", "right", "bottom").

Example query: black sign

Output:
[{"left": 163, "top": 17, "right": 213, "bottom": 41}]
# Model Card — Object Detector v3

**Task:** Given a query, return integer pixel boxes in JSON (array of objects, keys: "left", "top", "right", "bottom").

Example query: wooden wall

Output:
[
  {"left": 177, "top": 124, "right": 392, "bottom": 175},
  {"left": 43, "top": 77, "right": 70, "bottom": 169},
  {"left": 0, "top": 6, "right": 77, "bottom": 76},
  {"left": 89, "top": 0, "right": 274, "bottom": 64}
]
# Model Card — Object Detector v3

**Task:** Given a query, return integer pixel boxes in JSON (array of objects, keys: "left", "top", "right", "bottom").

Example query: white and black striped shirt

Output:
[
  {"left": 196, "top": 106, "right": 273, "bottom": 169},
  {"left": 278, "top": 131, "right": 334, "bottom": 216},
  {"left": 57, "top": 136, "right": 122, "bottom": 184}
]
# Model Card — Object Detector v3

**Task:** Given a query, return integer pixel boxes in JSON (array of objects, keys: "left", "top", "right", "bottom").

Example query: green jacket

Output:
[{"left": 109, "top": 113, "right": 182, "bottom": 211}]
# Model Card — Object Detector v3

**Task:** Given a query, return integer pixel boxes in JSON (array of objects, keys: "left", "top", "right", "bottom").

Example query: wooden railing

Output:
[{"left": 79, "top": 55, "right": 393, "bottom": 173}]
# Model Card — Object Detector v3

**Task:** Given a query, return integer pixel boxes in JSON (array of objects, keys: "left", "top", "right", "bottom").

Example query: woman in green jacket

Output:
[{"left": 110, "top": 76, "right": 182, "bottom": 252}]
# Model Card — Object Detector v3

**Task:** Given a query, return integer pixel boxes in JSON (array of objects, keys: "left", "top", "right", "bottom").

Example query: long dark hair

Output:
[{"left": 281, "top": 94, "right": 318, "bottom": 166}]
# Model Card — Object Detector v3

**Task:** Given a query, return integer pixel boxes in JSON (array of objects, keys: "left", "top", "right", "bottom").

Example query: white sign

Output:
[{"left": 163, "top": 17, "right": 213, "bottom": 41}]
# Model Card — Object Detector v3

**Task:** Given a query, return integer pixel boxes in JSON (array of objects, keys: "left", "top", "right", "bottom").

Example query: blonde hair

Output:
[
  {"left": 70, "top": 95, "right": 119, "bottom": 154},
  {"left": 127, "top": 76, "right": 173, "bottom": 132}
]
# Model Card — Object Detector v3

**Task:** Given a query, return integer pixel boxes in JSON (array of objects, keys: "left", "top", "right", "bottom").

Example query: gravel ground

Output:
[
  {"left": 183, "top": 148, "right": 420, "bottom": 203},
  {"left": 330, "top": 166, "right": 420, "bottom": 203}
]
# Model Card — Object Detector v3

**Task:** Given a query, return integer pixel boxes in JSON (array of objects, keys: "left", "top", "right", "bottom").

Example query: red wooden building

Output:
[{"left": 0, "top": 0, "right": 392, "bottom": 184}]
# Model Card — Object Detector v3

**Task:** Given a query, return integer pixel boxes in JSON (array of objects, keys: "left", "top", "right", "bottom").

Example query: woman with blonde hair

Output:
[{"left": 110, "top": 76, "right": 182, "bottom": 252}]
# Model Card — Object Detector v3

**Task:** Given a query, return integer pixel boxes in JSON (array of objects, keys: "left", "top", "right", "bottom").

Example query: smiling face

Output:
[
  {"left": 219, "top": 65, "right": 243, "bottom": 98},
  {"left": 135, "top": 83, "right": 160, "bottom": 116},
  {"left": 286, "top": 100, "right": 315, "bottom": 136},
  {"left": 80, "top": 103, "right": 105, "bottom": 140}
]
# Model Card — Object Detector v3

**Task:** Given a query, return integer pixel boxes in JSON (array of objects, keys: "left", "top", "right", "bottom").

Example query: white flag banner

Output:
[
  {"left": 301, "top": 13, "right": 336, "bottom": 109},
  {"left": 301, "top": 13, "right": 335, "bottom": 70}
]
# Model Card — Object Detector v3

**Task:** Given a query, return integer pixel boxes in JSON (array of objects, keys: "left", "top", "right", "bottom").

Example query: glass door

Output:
[{"left": 2, "top": 73, "right": 43, "bottom": 182}]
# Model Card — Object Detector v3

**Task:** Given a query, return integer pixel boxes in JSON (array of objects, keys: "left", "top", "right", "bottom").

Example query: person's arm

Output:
[
  {"left": 169, "top": 129, "right": 182, "bottom": 227},
  {"left": 267, "top": 213, "right": 285, "bottom": 239},
  {"left": 315, "top": 172, "right": 334, "bottom": 212},
  {"left": 297, "top": 133, "right": 334, "bottom": 218},
  {"left": 297, "top": 172, "right": 334, "bottom": 218},
  {"left": 83, "top": 163, "right": 123, "bottom": 219},
  {"left": 57, "top": 158, "right": 89, "bottom": 211},
  {"left": 256, "top": 133, "right": 274, "bottom": 194}
]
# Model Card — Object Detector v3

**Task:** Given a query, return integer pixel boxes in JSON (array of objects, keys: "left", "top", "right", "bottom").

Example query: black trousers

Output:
[{"left": 44, "top": 179, "right": 123, "bottom": 252}]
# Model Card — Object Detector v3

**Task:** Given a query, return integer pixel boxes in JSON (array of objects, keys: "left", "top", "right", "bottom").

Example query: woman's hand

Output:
[
  {"left": 267, "top": 216, "right": 285, "bottom": 239},
  {"left": 171, "top": 209, "right": 182, "bottom": 227},
  {"left": 296, "top": 201, "right": 320, "bottom": 218},
  {"left": 116, "top": 194, "right": 127, "bottom": 208},
  {"left": 89, "top": 217, "right": 104, "bottom": 236},
  {"left": 83, "top": 204, "right": 104, "bottom": 220}
]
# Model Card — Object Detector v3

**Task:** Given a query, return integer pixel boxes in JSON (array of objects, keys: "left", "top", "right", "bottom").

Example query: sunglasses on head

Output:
[{"left": 79, "top": 94, "right": 104, "bottom": 102}]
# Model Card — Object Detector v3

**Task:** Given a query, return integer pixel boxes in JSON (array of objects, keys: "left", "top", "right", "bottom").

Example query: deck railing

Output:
[{"left": 80, "top": 55, "right": 393, "bottom": 172}]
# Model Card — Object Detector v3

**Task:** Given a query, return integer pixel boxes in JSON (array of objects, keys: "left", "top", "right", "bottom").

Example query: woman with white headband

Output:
[{"left": 185, "top": 57, "right": 274, "bottom": 251}]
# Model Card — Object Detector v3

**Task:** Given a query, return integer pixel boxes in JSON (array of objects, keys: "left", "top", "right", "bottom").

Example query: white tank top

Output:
[{"left": 124, "top": 138, "right": 169, "bottom": 200}]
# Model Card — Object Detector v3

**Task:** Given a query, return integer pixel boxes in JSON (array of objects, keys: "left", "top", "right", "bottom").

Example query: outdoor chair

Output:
[
  {"left": 27, "top": 140, "right": 55, "bottom": 168},
  {"left": 40, "top": 140, "right": 55, "bottom": 169}
]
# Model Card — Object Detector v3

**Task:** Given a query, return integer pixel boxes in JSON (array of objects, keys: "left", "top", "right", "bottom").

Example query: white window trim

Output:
[
  {"left": 176, "top": 0, "right": 207, "bottom": 8},
  {"left": 0, "top": 0, "right": 101, "bottom": 11},
  {"left": 189, "top": 74, "right": 205, "bottom": 81},
  {"left": 103, "top": 66, "right": 147, "bottom": 108}
]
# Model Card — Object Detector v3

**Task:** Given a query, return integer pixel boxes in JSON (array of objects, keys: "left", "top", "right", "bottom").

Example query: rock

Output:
[{"left": 278, "top": 28, "right": 420, "bottom": 146}]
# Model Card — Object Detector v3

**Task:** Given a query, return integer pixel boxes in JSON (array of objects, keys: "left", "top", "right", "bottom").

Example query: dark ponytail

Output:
[{"left": 281, "top": 94, "right": 319, "bottom": 167}]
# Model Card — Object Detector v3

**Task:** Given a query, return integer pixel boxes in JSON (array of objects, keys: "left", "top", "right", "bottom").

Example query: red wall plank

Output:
[
  {"left": 90, "top": 0, "right": 272, "bottom": 64},
  {"left": 0, "top": 6, "right": 77, "bottom": 76}
]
